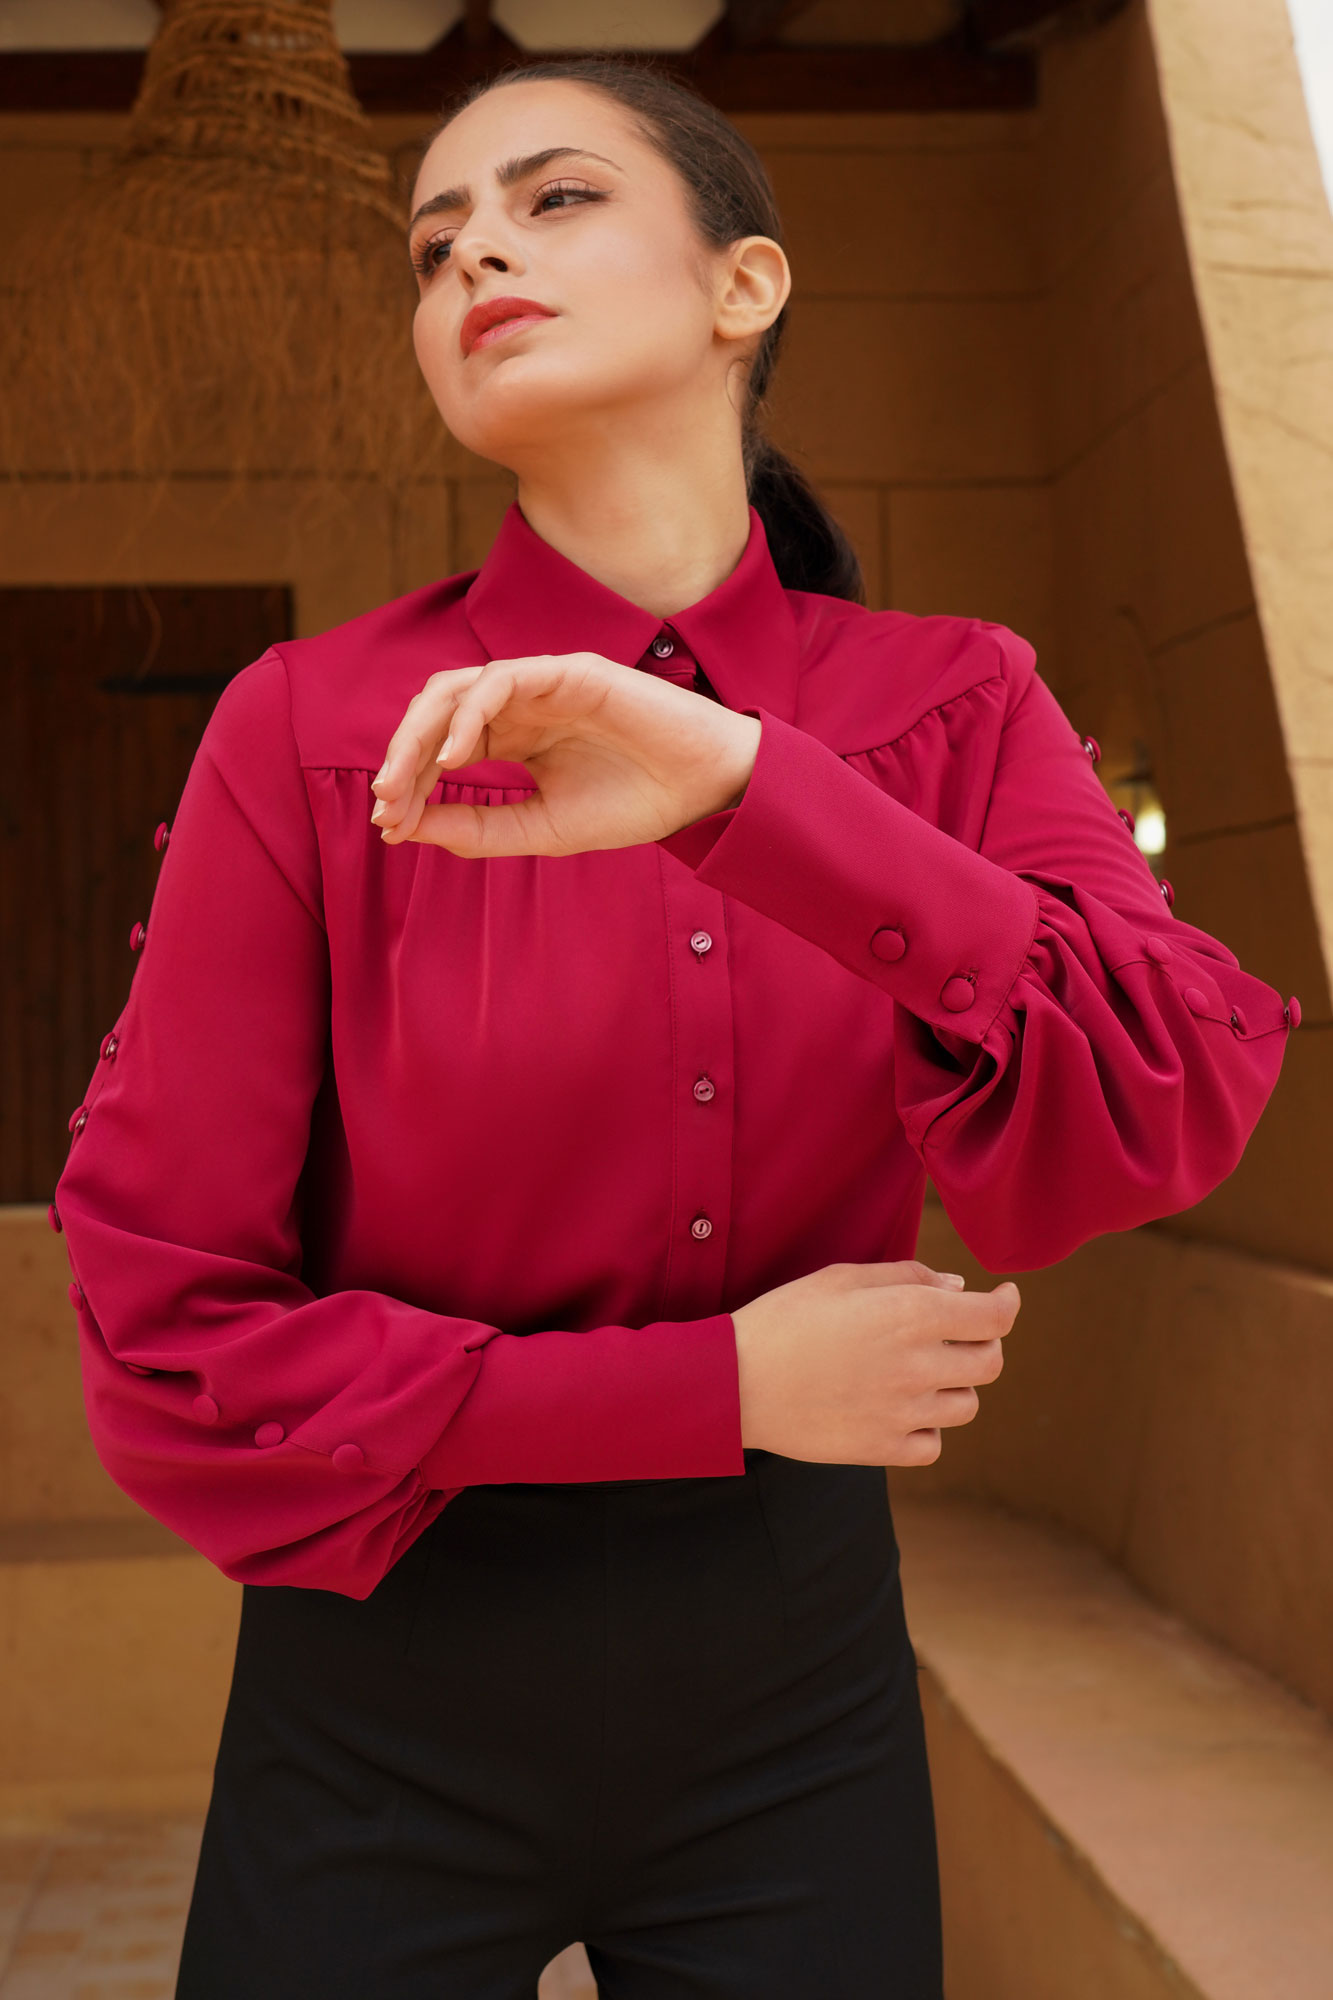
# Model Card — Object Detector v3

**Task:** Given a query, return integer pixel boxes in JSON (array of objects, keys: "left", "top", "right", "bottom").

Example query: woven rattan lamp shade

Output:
[{"left": 2, "top": 0, "right": 444, "bottom": 487}]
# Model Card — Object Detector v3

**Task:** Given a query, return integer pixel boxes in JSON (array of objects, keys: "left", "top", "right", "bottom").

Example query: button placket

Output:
[{"left": 657, "top": 857, "right": 734, "bottom": 1321}]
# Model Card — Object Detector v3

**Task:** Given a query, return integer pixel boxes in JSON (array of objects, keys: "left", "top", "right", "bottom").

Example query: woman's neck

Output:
[{"left": 511, "top": 421, "right": 753, "bottom": 621}]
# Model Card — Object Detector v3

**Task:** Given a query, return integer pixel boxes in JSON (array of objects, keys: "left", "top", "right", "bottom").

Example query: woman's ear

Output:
[{"left": 715, "top": 236, "right": 791, "bottom": 345}]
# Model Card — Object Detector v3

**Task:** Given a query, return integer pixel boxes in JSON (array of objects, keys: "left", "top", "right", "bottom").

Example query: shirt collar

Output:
[{"left": 463, "top": 499, "right": 802, "bottom": 725}]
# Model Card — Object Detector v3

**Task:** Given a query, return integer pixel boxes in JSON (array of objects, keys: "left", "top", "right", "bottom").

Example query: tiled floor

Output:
[{"left": 0, "top": 1817, "right": 596, "bottom": 1997}]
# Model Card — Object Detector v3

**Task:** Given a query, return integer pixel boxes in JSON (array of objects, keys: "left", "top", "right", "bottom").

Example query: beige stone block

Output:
[
  {"left": 0, "top": 479, "right": 400, "bottom": 637},
  {"left": 1039, "top": 3, "right": 1173, "bottom": 282},
  {"left": 1044, "top": 163, "right": 1207, "bottom": 471},
  {"left": 1152, "top": 610, "right": 1295, "bottom": 842},
  {"left": 1146, "top": 0, "right": 1333, "bottom": 1009},
  {"left": 765, "top": 141, "right": 1039, "bottom": 300},
  {"left": 389, "top": 477, "right": 454, "bottom": 596},
  {"left": 0, "top": 1210, "right": 135, "bottom": 1526},
  {"left": 1164, "top": 819, "right": 1329, "bottom": 1018},
  {"left": 1121, "top": 1242, "right": 1333, "bottom": 1718},
  {"left": 1138, "top": 364, "right": 1256, "bottom": 649},
  {"left": 1052, "top": 370, "right": 1255, "bottom": 669},
  {"left": 770, "top": 296, "right": 1044, "bottom": 484},
  {"left": 920, "top": 1666, "right": 1194, "bottom": 2000},
  {"left": 1201, "top": 275, "right": 1333, "bottom": 771},
  {"left": 900, "top": 1209, "right": 1155, "bottom": 1559},
  {"left": 1144, "top": 0, "right": 1333, "bottom": 276},
  {"left": 899, "top": 1495, "right": 1333, "bottom": 2000},
  {"left": 453, "top": 473, "right": 520, "bottom": 572},
  {"left": 815, "top": 482, "right": 885, "bottom": 607},
  {"left": 886, "top": 482, "right": 1054, "bottom": 666},
  {"left": 1178, "top": 1021, "right": 1333, "bottom": 1275},
  {"left": 1052, "top": 414, "right": 1148, "bottom": 637},
  {"left": 0, "top": 1535, "right": 239, "bottom": 1787}
]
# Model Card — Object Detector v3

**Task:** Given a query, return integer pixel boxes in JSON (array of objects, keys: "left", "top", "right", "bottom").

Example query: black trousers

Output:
[{"left": 175, "top": 1451, "right": 943, "bottom": 1997}]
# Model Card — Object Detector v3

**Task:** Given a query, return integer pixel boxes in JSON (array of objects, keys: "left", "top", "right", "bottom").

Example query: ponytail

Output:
[
  {"left": 428, "top": 55, "right": 867, "bottom": 604},
  {"left": 744, "top": 432, "right": 865, "bottom": 603}
]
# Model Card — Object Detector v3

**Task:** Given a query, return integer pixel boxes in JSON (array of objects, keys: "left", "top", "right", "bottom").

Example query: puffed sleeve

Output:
[
  {"left": 658, "top": 625, "right": 1295, "bottom": 1272},
  {"left": 55, "top": 651, "right": 742, "bottom": 1600}
]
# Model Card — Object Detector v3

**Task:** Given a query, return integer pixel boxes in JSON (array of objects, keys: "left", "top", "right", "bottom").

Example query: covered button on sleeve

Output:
[
  {"left": 331, "top": 1443, "right": 365, "bottom": 1473},
  {"left": 940, "top": 975, "right": 977, "bottom": 1013},
  {"left": 869, "top": 926, "right": 907, "bottom": 962}
]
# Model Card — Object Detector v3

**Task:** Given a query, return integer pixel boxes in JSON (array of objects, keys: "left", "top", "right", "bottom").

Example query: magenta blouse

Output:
[{"left": 53, "top": 502, "right": 1297, "bottom": 1598}]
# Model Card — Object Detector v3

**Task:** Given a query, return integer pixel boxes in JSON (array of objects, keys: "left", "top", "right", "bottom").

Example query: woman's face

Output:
[{"left": 408, "top": 80, "right": 764, "bottom": 467}]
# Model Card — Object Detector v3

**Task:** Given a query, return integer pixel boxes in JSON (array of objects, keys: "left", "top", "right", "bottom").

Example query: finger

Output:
[
  {"left": 931, "top": 1385, "right": 981, "bottom": 1429},
  {"left": 400, "top": 792, "right": 557, "bottom": 861},
  {"left": 849, "top": 1259, "right": 968, "bottom": 1291},
  {"left": 894, "top": 1428, "right": 942, "bottom": 1467},
  {"left": 435, "top": 659, "right": 531, "bottom": 771},
  {"left": 372, "top": 669, "right": 485, "bottom": 803},
  {"left": 936, "top": 1336, "right": 1006, "bottom": 1389}
]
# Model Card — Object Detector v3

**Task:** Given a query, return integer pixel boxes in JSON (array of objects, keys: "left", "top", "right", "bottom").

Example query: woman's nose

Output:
[{"left": 452, "top": 226, "right": 515, "bottom": 284}]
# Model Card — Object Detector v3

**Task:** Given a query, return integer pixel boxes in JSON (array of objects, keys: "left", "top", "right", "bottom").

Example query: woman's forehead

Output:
[{"left": 413, "top": 80, "right": 649, "bottom": 205}]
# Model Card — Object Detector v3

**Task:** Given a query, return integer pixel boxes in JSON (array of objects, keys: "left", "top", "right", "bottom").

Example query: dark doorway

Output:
[{"left": 1, "top": 584, "right": 293, "bottom": 1204}]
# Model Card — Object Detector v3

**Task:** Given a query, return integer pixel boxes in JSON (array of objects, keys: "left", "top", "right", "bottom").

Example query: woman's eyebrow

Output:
[{"left": 408, "top": 147, "right": 622, "bottom": 233}]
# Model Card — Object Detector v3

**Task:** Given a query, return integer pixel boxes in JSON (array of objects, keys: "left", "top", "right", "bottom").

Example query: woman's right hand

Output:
[{"left": 730, "top": 1260, "right": 1020, "bottom": 1466}]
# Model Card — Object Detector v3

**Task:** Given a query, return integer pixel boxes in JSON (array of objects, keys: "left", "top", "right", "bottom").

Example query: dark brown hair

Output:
[{"left": 423, "top": 55, "right": 865, "bottom": 604}]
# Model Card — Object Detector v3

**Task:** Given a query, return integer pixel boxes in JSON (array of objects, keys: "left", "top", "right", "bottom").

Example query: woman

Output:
[{"left": 54, "top": 55, "right": 1296, "bottom": 2000}]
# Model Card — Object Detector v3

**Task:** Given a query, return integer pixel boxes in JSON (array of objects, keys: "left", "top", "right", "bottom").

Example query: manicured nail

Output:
[
  {"left": 939, "top": 1273, "right": 966, "bottom": 1288},
  {"left": 370, "top": 802, "right": 387, "bottom": 823},
  {"left": 435, "top": 735, "right": 454, "bottom": 765}
]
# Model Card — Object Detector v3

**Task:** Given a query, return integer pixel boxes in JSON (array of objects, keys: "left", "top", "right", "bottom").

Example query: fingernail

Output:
[
  {"left": 435, "top": 735, "right": 454, "bottom": 765},
  {"left": 939, "top": 1273, "right": 966, "bottom": 1288},
  {"left": 373, "top": 764, "right": 389, "bottom": 786},
  {"left": 370, "top": 803, "right": 387, "bottom": 824}
]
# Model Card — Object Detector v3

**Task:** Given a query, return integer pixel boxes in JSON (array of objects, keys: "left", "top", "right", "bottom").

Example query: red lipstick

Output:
[{"left": 460, "top": 294, "right": 558, "bottom": 357}]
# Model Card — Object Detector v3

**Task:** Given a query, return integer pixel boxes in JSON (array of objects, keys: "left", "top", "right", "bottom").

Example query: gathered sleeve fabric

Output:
[
  {"left": 54, "top": 652, "right": 742, "bottom": 1600},
  {"left": 659, "top": 626, "right": 1293, "bottom": 1273}
]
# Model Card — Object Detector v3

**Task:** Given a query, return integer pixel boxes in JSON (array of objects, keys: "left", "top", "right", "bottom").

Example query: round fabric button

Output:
[
  {"left": 47, "top": 1203, "right": 62, "bottom": 1234},
  {"left": 332, "top": 1443, "right": 365, "bottom": 1474},
  {"left": 1159, "top": 879, "right": 1174, "bottom": 908},
  {"left": 1286, "top": 995, "right": 1302, "bottom": 1029},
  {"left": 693, "top": 1076, "right": 716, "bottom": 1102},
  {"left": 68, "top": 1104, "right": 87, "bottom": 1133},
  {"left": 68, "top": 1281, "right": 84, "bottom": 1310},
  {"left": 100, "top": 1030, "right": 119, "bottom": 1061},
  {"left": 129, "top": 921, "right": 147, "bottom": 952},
  {"left": 1143, "top": 936, "right": 1171, "bottom": 965},
  {"left": 690, "top": 1215, "right": 713, "bottom": 1240},
  {"left": 1229, "top": 1006, "right": 1248, "bottom": 1036},
  {"left": 1082, "top": 735, "right": 1102, "bottom": 763},
  {"left": 254, "top": 1421, "right": 285, "bottom": 1448},
  {"left": 651, "top": 635, "right": 675, "bottom": 659},
  {"left": 869, "top": 926, "right": 907, "bottom": 963},
  {"left": 193, "top": 1394, "right": 220, "bottom": 1425},
  {"left": 1117, "top": 807, "right": 1136, "bottom": 833},
  {"left": 689, "top": 930, "right": 712, "bottom": 957},
  {"left": 1183, "top": 986, "right": 1209, "bottom": 1016},
  {"left": 154, "top": 821, "right": 171, "bottom": 852},
  {"left": 940, "top": 976, "right": 976, "bottom": 1013}
]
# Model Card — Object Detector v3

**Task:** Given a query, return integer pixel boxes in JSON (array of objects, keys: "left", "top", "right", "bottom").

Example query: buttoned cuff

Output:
[
  {"left": 658, "top": 706, "right": 1041, "bottom": 1040},
  {"left": 417, "top": 1312, "right": 745, "bottom": 1487}
]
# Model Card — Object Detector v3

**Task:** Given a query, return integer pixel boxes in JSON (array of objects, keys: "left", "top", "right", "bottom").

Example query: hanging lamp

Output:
[{"left": 2, "top": 0, "right": 445, "bottom": 490}]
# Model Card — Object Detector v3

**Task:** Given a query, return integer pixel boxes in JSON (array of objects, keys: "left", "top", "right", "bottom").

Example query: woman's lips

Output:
[
  {"left": 460, "top": 294, "right": 556, "bottom": 358},
  {"left": 467, "top": 312, "right": 556, "bottom": 355}
]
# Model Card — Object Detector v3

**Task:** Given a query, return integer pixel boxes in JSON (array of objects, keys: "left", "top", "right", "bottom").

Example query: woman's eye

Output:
[
  {"left": 533, "top": 181, "right": 601, "bottom": 213},
  {"left": 412, "top": 236, "right": 452, "bottom": 277}
]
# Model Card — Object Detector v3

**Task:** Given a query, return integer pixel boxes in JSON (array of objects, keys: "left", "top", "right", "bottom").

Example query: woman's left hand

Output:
[{"left": 370, "top": 651, "right": 762, "bottom": 859}]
